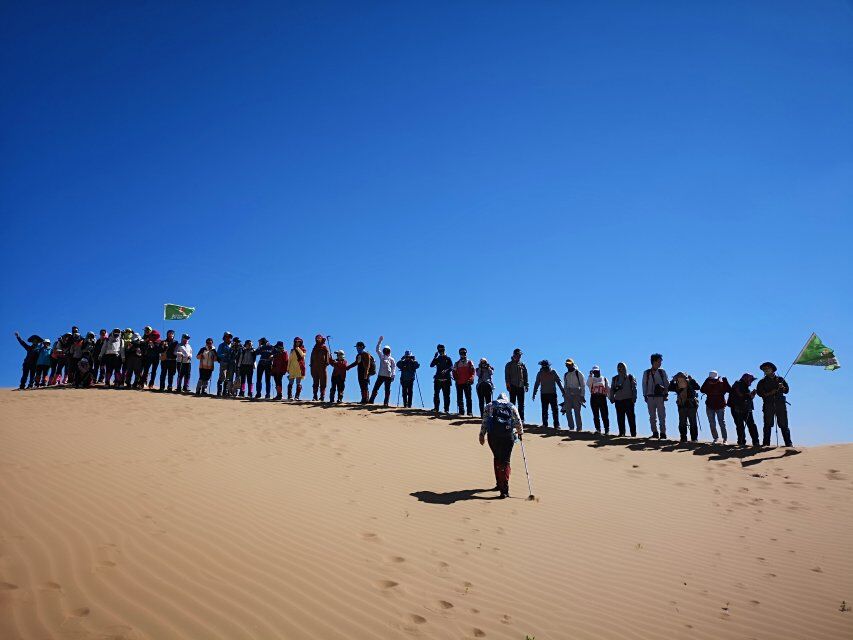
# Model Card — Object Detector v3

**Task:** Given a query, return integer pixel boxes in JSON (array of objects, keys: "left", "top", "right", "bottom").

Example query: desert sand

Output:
[{"left": 1, "top": 388, "right": 851, "bottom": 640}]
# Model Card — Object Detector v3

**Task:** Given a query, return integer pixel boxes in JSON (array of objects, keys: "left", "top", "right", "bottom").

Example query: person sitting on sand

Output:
[
  {"left": 669, "top": 371, "right": 700, "bottom": 443},
  {"left": 756, "top": 362, "right": 792, "bottom": 448},
  {"left": 479, "top": 392, "right": 524, "bottom": 499},
  {"left": 75, "top": 357, "right": 94, "bottom": 388},
  {"left": 728, "top": 373, "right": 759, "bottom": 448}
]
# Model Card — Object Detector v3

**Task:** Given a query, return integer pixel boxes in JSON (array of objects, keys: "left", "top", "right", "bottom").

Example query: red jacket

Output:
[
  {"left": 330, "top": 359, "right": 348, "bottom": 379},
  {"left": 700, "top": 377, "right": 731, "bottom": 410},
  {"left": 453, "top": 359, "right": 475, "bottom": 384},
  {"left": 272, "top": 350, "right": 289, "bottom": 375}
]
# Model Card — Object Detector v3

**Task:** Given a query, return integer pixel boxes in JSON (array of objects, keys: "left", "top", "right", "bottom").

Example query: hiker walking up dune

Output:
[{"left": 479, "top": 392, "right": 524, "bottom": 499}]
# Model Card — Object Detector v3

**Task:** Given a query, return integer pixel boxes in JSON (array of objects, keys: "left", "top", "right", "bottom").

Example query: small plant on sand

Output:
[
  {"left": 525, "top": 635, "right": 536, "bottom": 640},
  {"left": 840, "top": 601, "right": 851, "bottom": 613}
]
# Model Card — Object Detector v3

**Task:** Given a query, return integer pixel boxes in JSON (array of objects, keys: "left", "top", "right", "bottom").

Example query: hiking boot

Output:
[
  {"left": 265, "top": 393, "right": 270, "bottom": 400},
  {"left": 254, "top": 392, "right": 261, "bottom": 399}
]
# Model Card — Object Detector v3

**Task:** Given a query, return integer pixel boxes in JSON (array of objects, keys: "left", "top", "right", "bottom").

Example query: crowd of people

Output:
[{"left": 14, "top": 326, "right": 794, "bottom": 453}]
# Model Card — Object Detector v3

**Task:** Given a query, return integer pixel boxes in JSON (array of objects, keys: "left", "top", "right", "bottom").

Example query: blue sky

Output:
[{"left": 1, "top": 1, "right": 850, "bottom": 444}]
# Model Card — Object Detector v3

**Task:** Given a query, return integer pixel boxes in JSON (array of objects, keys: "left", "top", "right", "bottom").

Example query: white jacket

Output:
[
  {"left": 375, "top": 343, "right": 396, "bottom": 378},
  {"left": 175, "top": 343, "right": 193, "bottom": 364},
  {"left": 99, "top": 335, "right": 125, "bottom": 360},
  {"left": 564, "top": 369, "right": 585, "bottom": 398}
]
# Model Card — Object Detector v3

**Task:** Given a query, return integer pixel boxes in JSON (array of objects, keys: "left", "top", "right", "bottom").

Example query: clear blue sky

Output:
[{"left": 1, "top": 1, "right": 851, "bottom": 444}]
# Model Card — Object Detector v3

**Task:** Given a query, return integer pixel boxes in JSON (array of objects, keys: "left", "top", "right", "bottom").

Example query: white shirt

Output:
[
  {"left": 175, "top": 343, "right": 193, "bottom": 363},
  {"left": 376, "top": 344, "right": 396, "bottom": 378}
]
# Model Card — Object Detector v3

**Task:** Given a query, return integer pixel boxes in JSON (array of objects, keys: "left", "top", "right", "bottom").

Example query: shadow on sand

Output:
[{"left": 409, "top": 488, "right": 499, "bottom": 504}]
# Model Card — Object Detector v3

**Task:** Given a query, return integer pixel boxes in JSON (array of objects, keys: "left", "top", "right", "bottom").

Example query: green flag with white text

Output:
[
  {"left": 164, "top": 303, "right": 195, "bottom": 321},
  {"left": 793, "top": 333, "right": 840, "bottom": 371}
]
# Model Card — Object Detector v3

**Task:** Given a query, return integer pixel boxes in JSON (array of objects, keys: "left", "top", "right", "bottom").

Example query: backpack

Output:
[
  {"left": 367, "top": 354, "right": 377, "bottom": 376},
  {"left": 488, "top": 401, "right": 514, "bottom": 435}
]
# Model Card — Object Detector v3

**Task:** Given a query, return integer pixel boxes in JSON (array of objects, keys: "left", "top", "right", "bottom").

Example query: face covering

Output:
[{"left": 567, "top": 365, "right": 575, "bottom": 372}]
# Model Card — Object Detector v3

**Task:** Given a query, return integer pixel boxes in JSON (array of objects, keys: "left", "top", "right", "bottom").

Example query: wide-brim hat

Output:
[{"left": 760, "top": 361, "right": 777, "bottom": 372}]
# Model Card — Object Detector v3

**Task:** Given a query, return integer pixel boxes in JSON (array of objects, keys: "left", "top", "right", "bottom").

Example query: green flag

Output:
[
  {"left": 793, "top": 333, "right": 840, "bottom": 371},
  {"left": 164, "top": 303, "right": 196, "bottom": 321}
]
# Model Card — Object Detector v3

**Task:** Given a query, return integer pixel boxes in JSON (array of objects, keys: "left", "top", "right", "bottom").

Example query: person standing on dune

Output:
[
  {"left": 728, "top": 372, "right": 759, "bottom": 447},
  {"left": 215, "top": 332, "right": 233, "bottom": 396},
  {"left": 431, "top": 344, "right": 453, "bottom": 414},
  {"left": 587, "top": 365, "right": 610, "bottom": 434},
  {"left": 287, "top": 337, "right": 307, "bottom": 400},
  {"left": 700, "top": 371, "right": 730, "bottom": 443},
  {"left": 271, "top": 341, "right": 289, "bottom": 400},
  {"left": 562, "top": 358, "right": 584, "bottom": 431},
  {"left": 453, "top": 347, "right": 475, "bottom": 416},
  {"left": 348, "top": 341, "right": 375, "bottom": 404},
  {"left": 532, "top": 360, "right": 564, "bottom": 429},
  {"left": 476, "top": 358, "right": 495, "bottom": 415},
  {"left": 504, "top": 348, "right": 529, "bottom": 423},
  {"left": 253, "top": 337, "right": 275, "bottom": 399},
  {"left": 174, "top": 334, "right": 193, "bottom": 393},
  {"left": 310, "top": 334, "right": 331, "bottom": 401},
  {"left": 369, "top": 336, "right": 396, "bottom": 406},
  {"left": 669, "top": 371, "right": 700, "bottom": 443},
  {"left": 14, "top": 332, "right": 39, "bottom": 389},
  {"left": 479, "top": 392, "right": 524, "bottom": 499},
  {"left": 397, "top": 351, "right": 420, "bottom": 408},
  {"left": 642, "top": 353, "right": 669, "bottom": 439},
  {"left": 756, "top": 362, "right": 792, "bottom": 448},
  {"left": 609, "top": 362, "right": 638, "bottom": 436},
  {"left": 328, "top": 349, "right": 348, "bottom": 403}
]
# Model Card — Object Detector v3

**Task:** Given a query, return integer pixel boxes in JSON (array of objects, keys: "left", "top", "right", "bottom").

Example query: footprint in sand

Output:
[
  {"left": 375, "top": 579, "right": 399, "bottom": 590},
  {"left": 361, "top": 532, "right": 380, "bottom": 542},
  {"left": 41, "top": 581, "right": 62, "bottom": 591},
  {"left": 97, "top": 560, "right": 117, "bottom": 568},
  {"left": 501, "top": 614, "right": 512, "bottom": 624},
  {"left": 472, "top": 628, "right": 486, "bottom": 637},
  {"left": 69, "top": 607, "right": 90, "bottom": 617},
  {"left": 0, "top": 582, "right": 19, "bottom": 590},
  {"left": 438, "top": 600, "right": 454, "bottom": 610},
  {"left": 387, "top": 556, "right": 406, "bottom": 564},
  {"left": 407, "top": 614, "right": 427, "bottom": 624}
]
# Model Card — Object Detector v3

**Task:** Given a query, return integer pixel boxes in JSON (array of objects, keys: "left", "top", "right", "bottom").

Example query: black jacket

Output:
[
  {"left": 727, "top": 379, "right": 755, "bottom": 412},
  {"left": 430, "top": 354, "right": 453, "bottom": 380},
  {"left": 756, "top": 376, "right": 789, "bottom": 403}
]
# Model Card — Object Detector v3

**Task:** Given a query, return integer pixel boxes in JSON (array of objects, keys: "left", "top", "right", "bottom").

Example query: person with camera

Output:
[
  {"left": 700, "top": 371, "right": 731, "bottom": 443},
  {"left": 728, "top": 372, "right": 759, "bottom": 447},
  {"left": 609, "top": 362, "right": 638, "bottom": 436},
  {"left": 397, "top": 351, "right": 420, "bottom": 408},
  {"left": 476, "top": 358, "right": 495, "bottom": 415},
  {"left": 430, "top": 344, "right": 453, "bottom": 414},
  {"left": 642, "top": 353, "right": 669, "bottom": 439},
  {"left": 504, "top": 348, "right": 529, "bottom": 423},
  {"left": 669, "top": 371, "right": 700, "bottom": 443},
  {"left": 756, "top": 362, "right": 792, "bottom": 447},
  {"left": 562, "top": 358, "right": 584, "bottom": 431}
]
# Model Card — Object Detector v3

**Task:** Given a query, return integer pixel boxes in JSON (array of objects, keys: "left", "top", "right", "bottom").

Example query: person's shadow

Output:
[{"left": 410, "top": 488, "right": 498, "bottom": 504}]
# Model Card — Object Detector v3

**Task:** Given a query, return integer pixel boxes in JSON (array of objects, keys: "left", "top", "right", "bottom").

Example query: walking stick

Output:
[
  {"left": 518, "top": 437, "right": 535, "bottom": 500},
  {"left": 396, "top": 378, "right": 401, "bottom": 407},
  {"left": 415, "top": 371, "right": 425, "bottom": 408}
]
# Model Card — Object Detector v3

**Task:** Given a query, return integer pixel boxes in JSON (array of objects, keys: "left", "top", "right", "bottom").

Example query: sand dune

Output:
[{"left": 1, "top": 389, "right": 851, "bottom": 639}]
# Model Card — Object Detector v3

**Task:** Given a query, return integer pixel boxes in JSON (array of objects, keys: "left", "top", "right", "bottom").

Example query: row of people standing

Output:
[{"left": 14, "top": 330, "right": 793, "bottom": 448}]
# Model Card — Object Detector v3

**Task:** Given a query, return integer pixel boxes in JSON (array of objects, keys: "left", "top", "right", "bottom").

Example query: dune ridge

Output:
[{"left": 1, "top": 389, "right": 851, "bottom": 639}]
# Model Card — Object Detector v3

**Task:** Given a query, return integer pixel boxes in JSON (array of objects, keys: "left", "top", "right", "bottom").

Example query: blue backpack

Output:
[{"left": 488, "top": 401, "right": 514, "bottom": 434}]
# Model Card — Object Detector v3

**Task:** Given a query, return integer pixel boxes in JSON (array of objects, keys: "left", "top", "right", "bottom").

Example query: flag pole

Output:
[{"left": 783, "top": 332, "right": 815, "bottom": 380}]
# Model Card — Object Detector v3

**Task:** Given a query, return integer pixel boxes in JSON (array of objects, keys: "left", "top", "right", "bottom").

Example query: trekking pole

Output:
[
  {"left": 396, "top": 378, "right": 401, "bottom": 407},
  {"left": 774, "top": 413, "right": 779, "bottom": 448},
  {"left": 415, "top": 371, "right": 425, "bottom": 408},
  {"left": 518, "top": 436, "right": 536, "bottom": 500}
]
